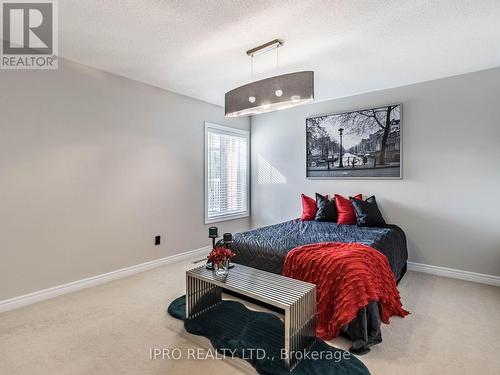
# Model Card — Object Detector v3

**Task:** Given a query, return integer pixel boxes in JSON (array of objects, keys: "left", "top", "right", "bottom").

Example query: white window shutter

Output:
[{"left": 205, "top": 123, "right": 249, "bottom": 223}]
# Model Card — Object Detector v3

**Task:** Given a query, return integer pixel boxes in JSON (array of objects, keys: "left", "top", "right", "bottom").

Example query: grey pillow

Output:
[
  {"left": 350, "top": 196, "right": 386, "bottom": 227},
  {"left": 315, "top": 193, "right": 337, "bottom": 222}
]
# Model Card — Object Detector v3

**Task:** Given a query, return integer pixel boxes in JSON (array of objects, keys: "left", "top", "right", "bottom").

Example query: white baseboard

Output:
[
  {"left": 407, "top": 261, "right": 500, "bottom": 287},
  {"left": 0, "top": 246, "right": 211, "bottom": 313}
]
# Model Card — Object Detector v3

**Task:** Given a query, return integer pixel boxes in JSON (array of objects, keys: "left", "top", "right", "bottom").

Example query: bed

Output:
[{"left": 231, "top": 219, "right": 408, "bottom": 353}]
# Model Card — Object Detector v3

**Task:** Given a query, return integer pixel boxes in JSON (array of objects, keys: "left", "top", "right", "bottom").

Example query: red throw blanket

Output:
[{"left": 283, "top": 242, "right": 409, "bottom": 339}]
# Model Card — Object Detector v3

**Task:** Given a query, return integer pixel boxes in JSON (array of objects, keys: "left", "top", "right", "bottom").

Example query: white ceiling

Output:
[{"left": 59, "top": 0, "right": 500, "bottom": 106}]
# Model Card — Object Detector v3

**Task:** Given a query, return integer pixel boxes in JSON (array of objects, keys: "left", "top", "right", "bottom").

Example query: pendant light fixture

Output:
[{"left": 225, "top": 39, "right": 314, "bottom": 117}]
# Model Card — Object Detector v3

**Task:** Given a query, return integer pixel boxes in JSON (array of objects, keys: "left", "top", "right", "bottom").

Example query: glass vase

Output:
[{"left": 214, "top": 258, "right": 230, "bottom": 277}]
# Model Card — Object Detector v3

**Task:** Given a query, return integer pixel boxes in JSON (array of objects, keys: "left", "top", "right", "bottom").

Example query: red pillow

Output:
[
  {"left": 301, "top": 194, "right": 317, "bottom": 221},
  {"left": 335, "top": 194, "right": 362, "bottom": 225}
]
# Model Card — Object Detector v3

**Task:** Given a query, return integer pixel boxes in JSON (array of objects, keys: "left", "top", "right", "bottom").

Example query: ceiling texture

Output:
[{"left": 59, "top": 0, "right": 500, "bottom": 106}]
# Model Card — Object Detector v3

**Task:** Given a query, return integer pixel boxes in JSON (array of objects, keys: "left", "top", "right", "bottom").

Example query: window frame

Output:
[{"left": 204, "top": 122, "right": 250, "bottom": 224}]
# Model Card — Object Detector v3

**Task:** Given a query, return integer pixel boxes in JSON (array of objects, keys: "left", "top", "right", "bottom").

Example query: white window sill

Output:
[{"left": 205, "top": 213, "right": 250, "bottom": 224}]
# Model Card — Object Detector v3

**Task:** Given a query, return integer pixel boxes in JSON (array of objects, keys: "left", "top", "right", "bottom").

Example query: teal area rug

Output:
[{"left": 168, "top": 296, "right": 371, "bottom": 375}]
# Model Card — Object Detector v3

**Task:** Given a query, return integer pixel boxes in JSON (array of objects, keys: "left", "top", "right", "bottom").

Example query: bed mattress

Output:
[{"left": 233, "top": 219, "right": 408, "bottom": 283}]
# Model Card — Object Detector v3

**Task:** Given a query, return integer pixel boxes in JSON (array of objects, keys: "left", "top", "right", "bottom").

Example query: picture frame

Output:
[{"left": 306, "top": 104, "right": 402, "bottom": 179}]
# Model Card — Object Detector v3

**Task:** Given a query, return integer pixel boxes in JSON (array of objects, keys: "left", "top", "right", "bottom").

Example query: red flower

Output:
[{"left": 208, "top": 246, "right": 236, "bottom": 265}]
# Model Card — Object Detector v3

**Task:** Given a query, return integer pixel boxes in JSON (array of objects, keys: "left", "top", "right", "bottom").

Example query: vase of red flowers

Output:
[{"left": 208, "top": 246, "right": 236, "bottom": 277}]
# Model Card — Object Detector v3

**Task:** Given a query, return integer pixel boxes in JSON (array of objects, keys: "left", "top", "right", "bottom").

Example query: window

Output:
[{"left": 205, "top": 122, "right": 249, "bottom": 223}]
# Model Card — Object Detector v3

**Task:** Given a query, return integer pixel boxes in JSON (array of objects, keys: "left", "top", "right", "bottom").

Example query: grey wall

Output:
[
  {"left": 0, "top": 59, "right": 250, "bottom": 300},
  {"left": 251, "top": 67, "right": 500, "bottom": 276}
]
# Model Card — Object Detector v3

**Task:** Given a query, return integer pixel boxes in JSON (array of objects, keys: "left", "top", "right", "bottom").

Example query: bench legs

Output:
[
  {"left": 284, "top": 287, "right": 317, "bottom": 370},
  {"left": 186, "top": 274, "right": 222, "bottom": 319}
]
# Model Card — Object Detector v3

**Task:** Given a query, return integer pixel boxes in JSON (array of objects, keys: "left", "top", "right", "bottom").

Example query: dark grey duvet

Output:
[{"left": 231, "top": 219, "right": 408, "bottom": 352}]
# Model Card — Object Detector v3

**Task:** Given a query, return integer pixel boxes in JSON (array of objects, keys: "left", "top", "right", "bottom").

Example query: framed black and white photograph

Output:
[{"left": 306, "top": 104, "right": 402, "bottom": 179}]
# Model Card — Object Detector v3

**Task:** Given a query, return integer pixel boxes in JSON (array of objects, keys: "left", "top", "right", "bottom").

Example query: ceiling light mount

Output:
[{"left": 246, "top": 39, "right": 284, "bottom": 57}]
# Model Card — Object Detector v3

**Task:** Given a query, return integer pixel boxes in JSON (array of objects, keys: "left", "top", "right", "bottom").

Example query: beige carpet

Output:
[{"left": 1, "top": 258, "right": 499, "bottom": 375}]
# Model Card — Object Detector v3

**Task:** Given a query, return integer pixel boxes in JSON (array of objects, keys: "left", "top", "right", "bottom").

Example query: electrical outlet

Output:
[{"left": 155, "top": 236, "right": 161, "bottom": 245}]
